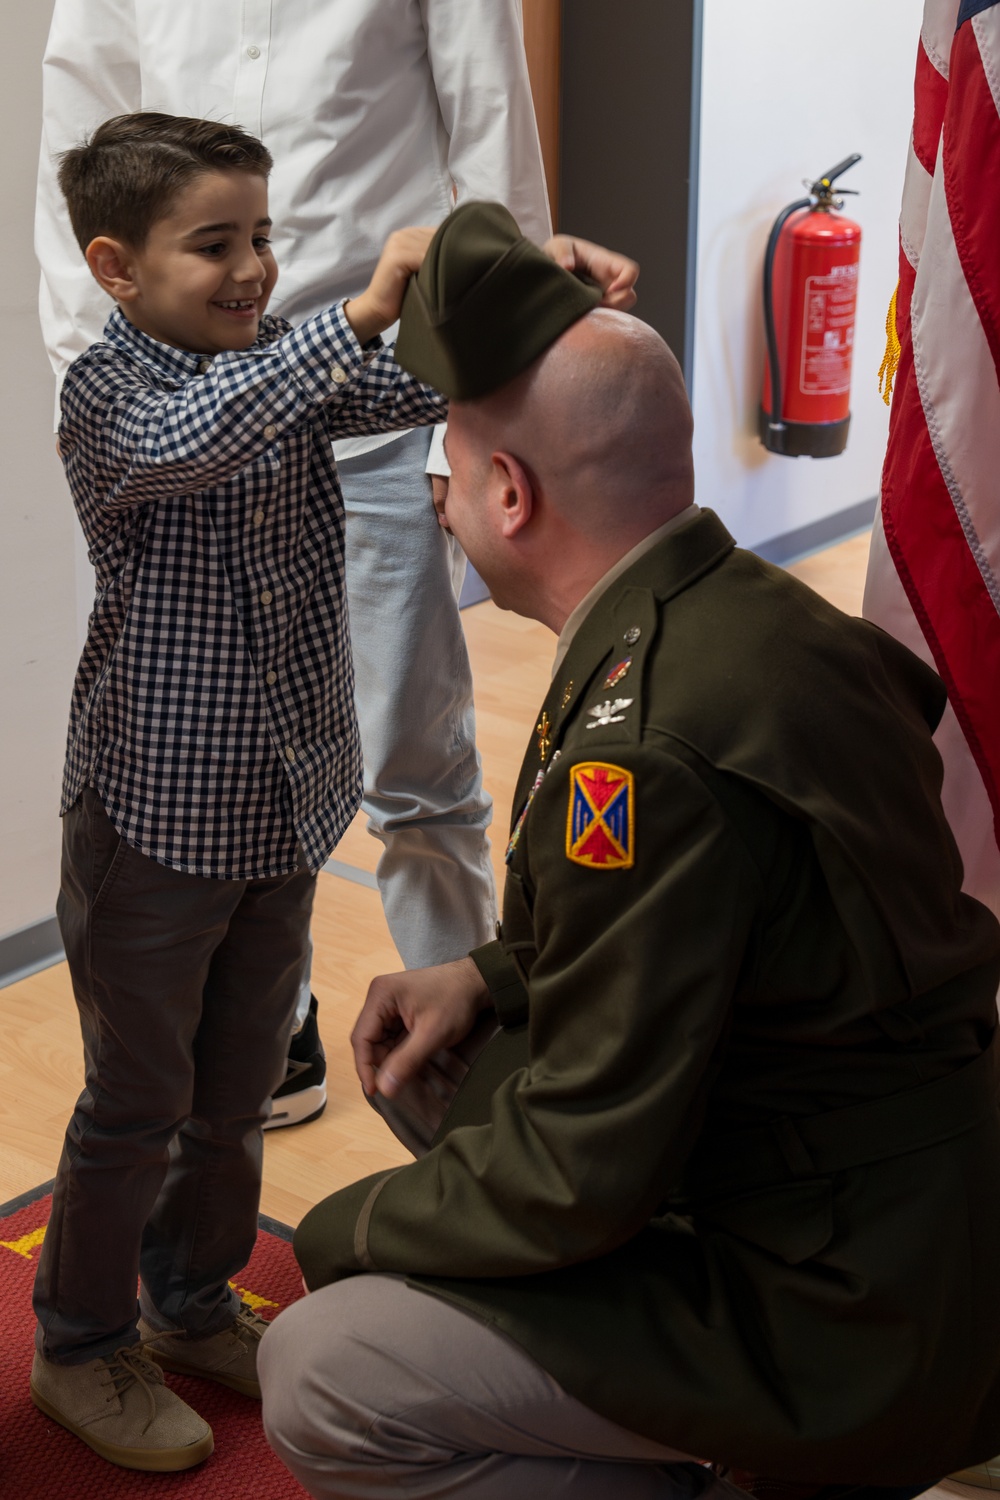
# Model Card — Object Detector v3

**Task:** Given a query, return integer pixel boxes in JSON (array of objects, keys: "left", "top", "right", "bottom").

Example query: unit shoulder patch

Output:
[{"left": 566, "top": 761, "right": 635, "bottom": 870}]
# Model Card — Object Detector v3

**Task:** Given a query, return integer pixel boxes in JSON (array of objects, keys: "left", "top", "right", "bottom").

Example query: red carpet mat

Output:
[{"left": 0, "top": 1182, "right": 308, "bottom": 1497}]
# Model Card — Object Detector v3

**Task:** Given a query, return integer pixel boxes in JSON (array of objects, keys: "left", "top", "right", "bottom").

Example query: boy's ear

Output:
[{"left": 85, "top": 237, "right": 140, "bottom": 302}]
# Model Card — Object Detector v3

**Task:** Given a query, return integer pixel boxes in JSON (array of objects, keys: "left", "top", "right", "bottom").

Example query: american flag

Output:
[{"left": 862, "top": 0, "right": 1000, "bottom": 915}]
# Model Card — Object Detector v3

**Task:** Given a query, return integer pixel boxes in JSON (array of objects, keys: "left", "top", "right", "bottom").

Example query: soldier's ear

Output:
[{"left": 490, "top": 450, "right": 535, "bottom": 539}]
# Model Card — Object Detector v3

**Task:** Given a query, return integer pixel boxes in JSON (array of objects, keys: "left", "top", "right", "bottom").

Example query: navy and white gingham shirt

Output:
[{"left": 59, "top": 302, "right": 446, "bottom": 879}]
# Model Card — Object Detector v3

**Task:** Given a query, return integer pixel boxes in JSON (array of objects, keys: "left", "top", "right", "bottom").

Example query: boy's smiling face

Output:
[{"left": 98, "top": 169, "right": 278, "bottom": 354}]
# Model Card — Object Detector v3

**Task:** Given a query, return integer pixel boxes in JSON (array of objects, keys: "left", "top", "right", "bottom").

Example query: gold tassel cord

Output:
[{"left": 878, "top": 282, "right": 901, "bottom": 406}]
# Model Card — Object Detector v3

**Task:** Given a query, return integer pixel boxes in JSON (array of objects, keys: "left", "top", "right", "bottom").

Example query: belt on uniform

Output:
[{"left": 686, "top": 1026, "right": 1000, "bottom": 1199}]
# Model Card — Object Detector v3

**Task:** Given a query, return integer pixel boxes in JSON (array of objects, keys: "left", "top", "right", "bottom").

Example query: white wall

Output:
[
  {"left": 0, "top": 5, "right": 79, "bottom": 949},
  {"left": 692, "top": 0, "right": 923, "bottom": 551}
]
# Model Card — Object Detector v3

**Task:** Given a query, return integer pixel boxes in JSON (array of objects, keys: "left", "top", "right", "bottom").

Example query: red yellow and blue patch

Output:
[{"left": 565, "top": 762, "right": 635, "bottom": 870}]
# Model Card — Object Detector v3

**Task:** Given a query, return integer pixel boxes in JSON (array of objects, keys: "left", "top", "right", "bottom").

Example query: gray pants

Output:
[
  {"left": 34, "top": 787, "right": 316, "bottom": 1363},
  {"left": 260, "top": 1274, "right": 724, "bottom": 1500},
  {"left": 291, "top": 425, "right": 496, "bottom": 1025},
  {"left": 260, "top": 1026, "right": 729, "bottom": 1499}
]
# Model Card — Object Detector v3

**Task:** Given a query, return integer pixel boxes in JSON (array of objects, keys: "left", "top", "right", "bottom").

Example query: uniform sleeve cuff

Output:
[
  {"left": 294, "top": 1169, "right": 395, "bottom": 1289},
  {"left": 469, "top": 940, "right": 529, "bottom": 1029}
]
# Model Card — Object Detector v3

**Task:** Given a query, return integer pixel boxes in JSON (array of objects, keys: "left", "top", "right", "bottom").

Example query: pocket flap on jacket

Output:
[{"left": 696, "top": 1178, "right": 834, "bottom": 1265}]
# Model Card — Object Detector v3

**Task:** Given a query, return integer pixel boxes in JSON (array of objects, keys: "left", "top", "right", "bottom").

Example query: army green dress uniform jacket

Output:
[{"left": 296, "top": 510, "right": 1000, "bottom": 1483}]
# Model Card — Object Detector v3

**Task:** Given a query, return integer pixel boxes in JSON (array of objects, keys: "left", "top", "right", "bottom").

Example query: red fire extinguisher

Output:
[{"left": 759, "top": 154, "right": 862, "bottom": 457}]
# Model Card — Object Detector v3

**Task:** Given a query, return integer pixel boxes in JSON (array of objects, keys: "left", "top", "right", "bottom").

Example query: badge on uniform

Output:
[
  {"left": 566, "top": 762, "right": 634, "bottom": 870},
  {"left": 603, "top": 657, "right": 631, "bottom": 689},
  {"left": 506, "top": 770, "right": 544, "bottom": 863}
]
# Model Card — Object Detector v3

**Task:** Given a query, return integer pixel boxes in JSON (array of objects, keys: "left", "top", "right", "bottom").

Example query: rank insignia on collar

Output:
[
  {"left": 566, "top": 762, "right": 634, "bottom": 870},
  {"left": 536, "top": 711, "right": 553, "bottom": 762},
  {"left": 603, "top": 657, "right": 632, "bottom": 689},
  {"left": 585, "top": 697, "right": 633, "bottom": 728}
]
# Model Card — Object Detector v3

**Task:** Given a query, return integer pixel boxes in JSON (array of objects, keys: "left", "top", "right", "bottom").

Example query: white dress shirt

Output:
[{"left": 36, "top": 0, "right": 552, "bottom": 459}]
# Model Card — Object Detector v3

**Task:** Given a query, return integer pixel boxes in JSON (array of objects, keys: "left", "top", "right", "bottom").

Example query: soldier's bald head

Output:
[
  {"left": 451, "top": 309, "right": 694, "bottom": 541},
  {"left": 442, "top": 309, "right": 696, "bottom": 630}
]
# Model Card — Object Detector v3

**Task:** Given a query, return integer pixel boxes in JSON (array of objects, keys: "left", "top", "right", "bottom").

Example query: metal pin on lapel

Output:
[
  {"left": 603, "top": 657, "right": 632, "bottom": 689},
  {"left": 585, "top": 697, "right": 633, "bottom": 728}
]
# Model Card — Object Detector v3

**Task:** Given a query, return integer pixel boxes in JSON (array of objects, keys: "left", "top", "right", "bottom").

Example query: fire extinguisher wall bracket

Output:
[
  {"left": 759, "top": 155, "right": 862, "bottom": 459},
  {"left": 756, "top": 408, "right": 852, "bottom": 458}
]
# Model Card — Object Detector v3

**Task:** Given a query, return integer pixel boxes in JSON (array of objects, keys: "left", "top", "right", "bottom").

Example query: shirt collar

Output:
[
  {"left": 101, "top": 304, "right": 282, "bottom": 383},
  {"left": 103, "top": 305, "right": 212, "bottom": 383},
  {"left": 552, "top": 504, "right": 700, "bottom": 677}
]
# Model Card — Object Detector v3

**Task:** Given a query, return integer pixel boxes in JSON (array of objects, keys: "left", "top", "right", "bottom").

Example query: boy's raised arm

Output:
[{"left": 60, "top": 302, "right": 439, "bottom": 517}]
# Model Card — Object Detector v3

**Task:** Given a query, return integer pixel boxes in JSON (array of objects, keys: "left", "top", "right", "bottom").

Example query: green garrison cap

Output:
[{"left": 394, "top": 201, "right": 602, "bottom": 400}]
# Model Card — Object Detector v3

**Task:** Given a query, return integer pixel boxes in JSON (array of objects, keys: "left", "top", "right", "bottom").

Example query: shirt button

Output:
[
  {"left": 260, "top": 589, "right": 273, "bottom": 605},
  {"left": 197, "top": 356, "right": 212, "bottom": 374},
  {"left": 246, "top": 44, "right": 261, "bottom": 59},
  {"left": 330, "top": 365, "right": 349, "bottom": 385},
  {"left": 253, "top": 508, "right": 265, "bottom": 526},
  {"left": 285, "top": 746, "right": 296, "bottom": 762},
  {"left": 265, "top": 670, "right": 277, "bottom": 685},
  {"left": 263, "top": 423, "right": 277, "bottom": 441}
]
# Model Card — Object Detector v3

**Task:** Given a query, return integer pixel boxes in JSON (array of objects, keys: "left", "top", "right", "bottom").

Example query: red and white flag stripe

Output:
[{"left": 863, "top": 0, "right": 1000, "bottom": 915}]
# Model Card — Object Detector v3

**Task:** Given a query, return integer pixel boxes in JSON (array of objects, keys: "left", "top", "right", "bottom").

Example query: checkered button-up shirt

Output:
[{"left": 59, "top": 303, "right": 446, "bottom": 879}]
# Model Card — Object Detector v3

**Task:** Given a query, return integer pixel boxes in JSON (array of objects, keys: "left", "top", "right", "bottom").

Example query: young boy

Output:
[{"left": 30, "top": 111, "right": 448, "bottom": 1473}]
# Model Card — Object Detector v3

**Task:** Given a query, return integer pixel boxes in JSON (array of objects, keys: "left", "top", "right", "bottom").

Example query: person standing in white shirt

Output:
[{"left": 37, "top": 0, "right": 553, "bottom": 1127}]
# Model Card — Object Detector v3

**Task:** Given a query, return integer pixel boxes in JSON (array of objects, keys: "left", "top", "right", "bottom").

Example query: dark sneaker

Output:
[
  {"left": 138, "top": 1302, "right": 268, "bottom": 1399},
  {"left": 263, "top": 993, "right": 327, "bottom": 1130},
  {"left": 30, "top": 1345, "right": 213, "bottom": 1471}
]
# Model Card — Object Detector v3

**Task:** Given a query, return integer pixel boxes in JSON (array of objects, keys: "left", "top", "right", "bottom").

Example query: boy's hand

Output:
[
  {"left": 345, "top": 226, "right": 436, "bottom": 346},
  {"left": 543, "top": 235, "right": 640, "bottom": 310}
]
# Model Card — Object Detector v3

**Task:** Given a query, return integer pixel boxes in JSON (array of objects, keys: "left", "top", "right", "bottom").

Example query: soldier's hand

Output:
[{"left": 351, "top": 956, "right": 490, "bottom": 1099}]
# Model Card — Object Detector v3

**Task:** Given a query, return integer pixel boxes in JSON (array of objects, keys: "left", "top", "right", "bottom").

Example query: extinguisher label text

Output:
[{"left": 799, "top": 263, "right": 858, "bottom": 396}]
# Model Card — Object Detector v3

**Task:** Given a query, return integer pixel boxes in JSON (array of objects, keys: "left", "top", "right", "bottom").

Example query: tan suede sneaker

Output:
[
  {"left": 138, "top": 1301, "right": 268, "bottom": 1399},
  {"left": 30, "top": 1345, "right": 214, "bottom": 1472}
]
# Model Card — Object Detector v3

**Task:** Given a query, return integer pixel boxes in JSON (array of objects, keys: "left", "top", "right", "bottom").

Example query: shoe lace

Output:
[
  {"left": 101, "top": 1341, "right": 176, "bottom": 1433},
  {"left": 234, "top": 1302, "right": 270, "bottom": 1340}
]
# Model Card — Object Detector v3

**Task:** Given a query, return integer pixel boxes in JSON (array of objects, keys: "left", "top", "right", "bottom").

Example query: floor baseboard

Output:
[{"left": 0, "top": 916, "right": 63, "bottom": 991}]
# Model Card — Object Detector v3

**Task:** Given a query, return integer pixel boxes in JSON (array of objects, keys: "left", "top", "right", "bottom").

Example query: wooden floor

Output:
[{"left": 0, "top": 527, "right": 874, "bottom": 1221}]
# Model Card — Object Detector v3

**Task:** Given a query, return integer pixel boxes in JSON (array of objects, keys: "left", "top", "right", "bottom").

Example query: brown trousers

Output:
[{"left": 34, "top": 788, "right": 315, "bottom": 1363}]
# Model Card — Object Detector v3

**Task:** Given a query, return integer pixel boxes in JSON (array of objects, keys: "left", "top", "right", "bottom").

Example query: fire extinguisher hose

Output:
[{"left": 761, "top": 196, "right": 812, "bottom": 448}]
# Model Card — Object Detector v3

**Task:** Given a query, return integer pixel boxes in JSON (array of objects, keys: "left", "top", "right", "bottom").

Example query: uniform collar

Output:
[
  {"left": 511, "top": 509, "right": 736, "bottom": 820},
  {"left": 559, "top": 507, "right": 736, "bottom": 687},
  {"left": 552, "top": 504, "right": 700, "bottom": 676}
]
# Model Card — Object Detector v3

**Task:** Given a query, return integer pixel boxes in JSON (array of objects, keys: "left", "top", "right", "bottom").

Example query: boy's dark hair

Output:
[{"left": 58, "top": 112, "right": 273, "bottom": 253}]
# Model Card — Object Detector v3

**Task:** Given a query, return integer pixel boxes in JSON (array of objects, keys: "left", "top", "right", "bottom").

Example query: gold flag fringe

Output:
[{"left": 878, "top": 283, "right": 901, "bottom": 406}]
